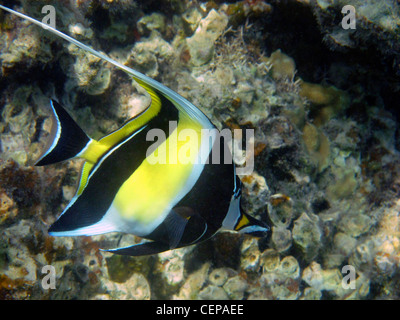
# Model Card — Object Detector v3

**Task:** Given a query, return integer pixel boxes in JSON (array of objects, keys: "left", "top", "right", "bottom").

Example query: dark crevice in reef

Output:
[
  {"left": 0, "top": 50, "right": 67, "bottom": 104},
  {"left": 262, "top": 0, "right": 332, "bottom": 84},
  {"left": 261, "top": 0, "right": 400, "bottom": 123}
]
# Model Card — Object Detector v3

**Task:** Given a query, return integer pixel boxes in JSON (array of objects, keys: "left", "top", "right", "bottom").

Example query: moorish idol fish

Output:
[{"left": 0, "top": 5, "right": 269, "bottom": 256}]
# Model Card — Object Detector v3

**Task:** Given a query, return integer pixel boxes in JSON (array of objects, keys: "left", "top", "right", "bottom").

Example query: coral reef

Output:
[
  {"left": 186, "top": 9, "right": 228, "bottom": 66},
  {"left": 310, "top": 0, "right": 400, "bottom": 75},
  {"left": 0, "top": 0, "right": 399, "bottom": 300}
]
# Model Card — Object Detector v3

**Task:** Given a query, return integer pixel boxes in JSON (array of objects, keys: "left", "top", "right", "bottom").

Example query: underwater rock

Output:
[
  {"left": 240, "top": 237, "right": 261, "bottom": 273},
  {"left": 262, "top": 116, "right": 299, "bottom": 151},
  {"left": 0, "top": 85, "right": 41, "bottom": 165},
  {"left": 261, "top": 250, "right": 300, "bottom": 282},
  {"left": 0, "top": 134, "right": 27, "bottom": 165},
  {"left": 333, "top": 232, "right": 357, "bottom": 257},
  {"left": 349, "top": 240, "right": 375, "bottom": 272},
  {"left": 246, "top": 285, "right": 273, "bottom": 300},
  {"left": 240, "top": 171, "right": 270, "bottom": 215},
  {"left": 0, "top": 24, "right": 52, "bottom": 75},
  {"left": 174, "top": 262, "right": 210, "bottom": 300},
  {"left": 100, "top": 21, "right": 130, "bottom": 43},
  {"left": 292, "top": 212, "right": 322, "bottom": 261},
  {"left": 208, "top": 268, "right": 231, "bottom": 287},
  {"left": 105, "top": 254, "right": 151, "bottom": 283},
  {"left": 310, "top": 0, "right": 400, "bottom": 74},
  {"left": 157, "top": 248, "right": 188, "bottom": 286},
  {"left": 2, "top": 100, "right": 34, "bottom": 135},
  {"left": 69, "top": 23, "right": 94, "bottom": 40},
  {"left": 0, "top": 160, "right": 41, "bottom": 213},
  {"left": 211, "top": 232, "right": 242, "bottom": 270},
  {"left": 0, "top": 190, "right": 15, "bottom": 223},
  {"left": 260, "top": 252, "right": 301, "bottom": 300},
  {"left": 223, "top": 1, "right": 273, "bottom": 28},
  {"left": 302, "top": 122, "right": 321, "bottom": 151},
  {"left": 223, "top": 275, "right": 248, "bottom": 300},
  {"left": 338, "top": 213, "right": 372, "bottom": 238},
  {"left": 372, "top": 200, "right": 400, "bottom": 277},
  {"left": 66, "top": 44, "right": 111, "bottom": 95},
  {"left": 345, "top": 200, "right": 400, "bottom": 291},
  {"left": 302, "top": 261, "right": 345, "bottom": 298},
  {"left": 137, "top": 13, "right": 166, "bottom": 36},
  {"left": 301, "top": 287, "right": 322, "bottom": 300},
  {"left": 103, "top": 272, "right": 151, "bottom": 300},
  {"left": 79, "top": 0, "right": 139, "bottom": 44},
  {"left": 186, "top": 9, "right": 228, "bottom": 66},
  {"left": 263, "top": 49, "right": 301, "bottom": 96},
  {"left": 125, "top": 31, "right": 174, "bottom": 78},
  {"left": 344, "top": 273, "right": 370, "bottom": 300},
  {"left": 0, "top": 273, "right": 33, "bottom": 300},
  {"left": 174, "top": 22, "right": 274, "bottom": 129},
  {"left": 302, "top": 122, "right": 330, "bottom": 172},
  {"left": 94, "top": 72, "right": 151, "bottom": 124},
  {"left": 374, "top": 240, "right": 398, "bottom": 276},
  {"left": 0, "top": 189, "right": 14, "bottom": 215},
  {"left": 327, "top": 170, "right": 358, "bottom": 201},
  {"left": 3, "top": 220, "right": 39, "bottom": 285},
  {"left": 62, "top": 185, "right": 75, "bottom": 202},
  {"left": 268, "top": 193, "right": 293, "bottom": 228},
  {"left": 233, "top": 81, "right": 255, "bottom": 105},
  {"left": 199, "top": 285, "right": 229, "bottom": 300},
  {"left": 271, "top": 226, "right": 292, "bottom": 253},
  {"left": 1, "top": 0, "right": 399, "bottom": 300},
  {"left": 260, "top": 249, "right": 281, "bottom": 274},
  {"left": 266, "top": 49, "right": 296, "bottom": 81},
  {"left": 181, "top": 6, "right": 203, "bottom": 34},
  {"left": 299, "top": 81, "right": 348, "bottom": 127},
  {"left": 270, "top": 278, "right": 301, "bottom": 300},
  {"left": 279, "top": 256, "right": 300, "bottom": 280}
]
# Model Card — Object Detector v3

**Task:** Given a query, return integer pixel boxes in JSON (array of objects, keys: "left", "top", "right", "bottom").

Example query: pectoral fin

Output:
[{"left": 164, "top": 208, "right": 190, "bottom": 249}]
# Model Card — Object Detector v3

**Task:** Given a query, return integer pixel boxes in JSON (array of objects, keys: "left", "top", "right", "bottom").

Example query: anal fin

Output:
[{"left": 102, "top": 241, "right": 170, "bottom": 256}]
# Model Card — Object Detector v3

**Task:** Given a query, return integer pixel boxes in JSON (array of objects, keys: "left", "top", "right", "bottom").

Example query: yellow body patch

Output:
[{"left": 114, "top": 113, "right": 203, "bottom": 224}]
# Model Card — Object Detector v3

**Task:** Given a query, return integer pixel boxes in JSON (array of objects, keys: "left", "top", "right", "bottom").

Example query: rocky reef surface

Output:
[{"left": 0, "top": 0, "right": 399, "bottom": 299}]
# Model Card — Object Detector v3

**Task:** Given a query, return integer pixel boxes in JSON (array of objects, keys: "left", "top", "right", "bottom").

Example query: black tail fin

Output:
[{"left": 35, "top": 100, "right": 90, "bottom": 166}]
